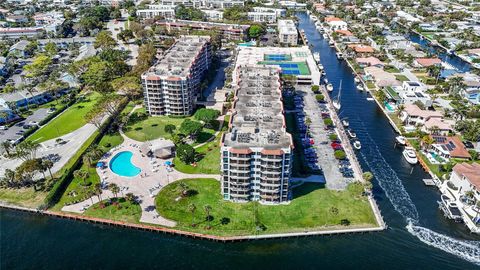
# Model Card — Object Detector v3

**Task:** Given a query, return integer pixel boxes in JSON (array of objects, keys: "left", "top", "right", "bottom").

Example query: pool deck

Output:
[{"left": 61, "top": 135, "right": 220, "bottom": 227}]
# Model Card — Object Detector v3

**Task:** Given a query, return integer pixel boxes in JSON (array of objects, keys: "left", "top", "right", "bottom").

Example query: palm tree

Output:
[
  {"left": 109, "top": 183, "right": 120, "bottom": 198},
  {"left": 94, "top": 183, "right": 103, "bottom": 202},
  {"left": 448, "top": 77, "right": 465, "bottom": 95},
  {"left": 83, "top": 147, "right": 103, "bottom": 172},
  {"left": 42, "top": 159, "right": 54, "bottom": 179},
  {"left": 4, "top": 169, "right": 16, "bottom": 188},
  {"left": 1, "top": 141, "right": 13, "bottom": 157},
  {"left": 204, "top": 204, "right": 212, "bottom": 229},
  {"left": 421, "top": 135, "right": 435, "bottom": 150},
  {"left": 188, "top": 203, "right": 197, "bottom": 226},
  {"left": 73, "top": 169, "right": 89, "bottom": 187},
  {"left": 125, "top": 192, "right": 136, "bottom": 203},
  {"left": 396, "top": 104, "right": 405, "bottom": 117},
  {"left": 179, "top": 182, "right": 189, "bottom": 197}
]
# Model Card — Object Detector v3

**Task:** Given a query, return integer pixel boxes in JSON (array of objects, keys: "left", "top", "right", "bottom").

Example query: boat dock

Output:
[{"left": 422, "top": 179, "right": 436, "bottom": 186}]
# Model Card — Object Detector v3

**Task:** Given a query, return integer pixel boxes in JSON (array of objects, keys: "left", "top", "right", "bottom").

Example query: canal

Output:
[{"left": 1, "top": 12, "right": 479, "bottom": 270}]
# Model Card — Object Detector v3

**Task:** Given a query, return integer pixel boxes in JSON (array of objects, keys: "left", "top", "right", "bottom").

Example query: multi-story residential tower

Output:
[
  {"left": 278, "top": 20, "right": 298, "bottom": 46},
  {"left": 221, "top": 66, "right": 294, "bottom": 204},
  {"left": 141, "top": 36, "right": 211, "bottom": 116}
]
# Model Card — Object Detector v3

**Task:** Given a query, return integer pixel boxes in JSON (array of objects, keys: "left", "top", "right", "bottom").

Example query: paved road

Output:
[{"left": 106, "top": 19, "right": 139, "bottom": 66}]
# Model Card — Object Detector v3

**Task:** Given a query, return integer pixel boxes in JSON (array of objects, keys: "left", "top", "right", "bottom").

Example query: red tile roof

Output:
[
  {"left": 261, "top": 149, "right": 284, "bottom": 155},
  {"left": 229, "top": 148, "right": 252, "bottom": 154},
  {"left": 325, "top": 17, "right": 343, "bottom": 22},
  {"left": 335, "top": 30, "right": 353, "bottom": 36},
  {"left": 415, "top": 58, "right": 442, "bottom": 67},
  {"left": 453, "top": 163, "right": 480, "bottom": 191}
]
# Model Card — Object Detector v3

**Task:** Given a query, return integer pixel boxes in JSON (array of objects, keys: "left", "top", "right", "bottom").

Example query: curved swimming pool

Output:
[{"left": 109, "top": 151, "right": 141, "bottom": 177}]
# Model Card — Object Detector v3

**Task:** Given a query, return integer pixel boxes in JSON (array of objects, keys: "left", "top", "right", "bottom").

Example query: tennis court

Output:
[
  {"left": 264, "top": 54, "right": 293, "bottom": 61},
  {"left": 258, "top": 61, "right": 311, "bottom": 75}
]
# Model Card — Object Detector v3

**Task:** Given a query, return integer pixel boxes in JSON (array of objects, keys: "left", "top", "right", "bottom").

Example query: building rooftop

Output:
[
  {"left": 223, "top": 66, "right": 292, "bottom": 151},
  {"left": 453, "top": 162, "right": 480, "bottom": 191},
  {"left": 277, "top": 19, "right": 297, "bottom": 35},
  {"left": 144, "top": 35, "right": 210, "bottom": 79}
]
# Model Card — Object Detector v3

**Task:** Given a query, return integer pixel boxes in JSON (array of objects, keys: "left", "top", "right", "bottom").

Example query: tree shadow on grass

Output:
[{"left": 292, "top": 183, "right": 325, "bottom": 199}]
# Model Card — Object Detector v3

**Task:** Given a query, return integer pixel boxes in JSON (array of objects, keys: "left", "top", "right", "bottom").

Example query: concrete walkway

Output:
[{"left": 61, "top": 134, "right": 220, "bottom": 227}]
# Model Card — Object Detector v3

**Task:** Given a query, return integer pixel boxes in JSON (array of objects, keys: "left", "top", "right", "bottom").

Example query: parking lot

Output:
[{"left": 0, "top": 108, "right": 50, "bottom": 148}]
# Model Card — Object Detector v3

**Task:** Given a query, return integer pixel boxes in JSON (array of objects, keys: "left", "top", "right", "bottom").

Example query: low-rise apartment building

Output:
[
  {"left": 247, "top": 7, "right": 286, "bottom": 23},
  {"left": 201, "top": 10, "right": 223, "bottom": 21},
  {"left": 277, "top": 19, "right": 297, "bottom": 46},
  {"left": 0, "top": 27, "right": 43, "bottom": 39},
  {"left": 136, "top": 4, "right": 176, "bottom": 20},
  {"left": 157, "top": 20, "right": 248, "bottom": 40},
  {"left": 221, "top": 66, "right": 293, "bottom": 204},
  {"left": 141, "top": 36, "right": 212, "bottom": 116}
]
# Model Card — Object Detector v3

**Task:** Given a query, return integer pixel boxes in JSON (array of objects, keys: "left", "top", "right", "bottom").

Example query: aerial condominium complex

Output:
[
  {"left": 221, "top": 66, "right": 294, "bottom": 204},
  {"left": 141, "top": 36, "right": 212, "bottom": 116}
]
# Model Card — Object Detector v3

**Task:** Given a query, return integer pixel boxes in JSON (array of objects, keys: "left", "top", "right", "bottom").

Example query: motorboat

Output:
[
  {"left": 326, "top": 83, "right": 333, "bottom": 92},
  {"left": 329, "top": 40, "right": 335, "bottom": 46},
  {"left": 402, "top": 147, "right": 418, "bottom": 165},
  {"left": 347, "top": 129, "right": 356, "bottom": 138},
  {"left": 354, "top": 77, "right": 361, "bottom": 83},
  {"left": 356, "top": 84, "right": 364, "bottom": 91},
  {"left": 438, "top": 194, "right": 463, "bottom": 222},
  {"left": 342, "top": 119, "right": 349, "bottom": 127},
  {"left": 314, "top": 52, "right": 321, "bottom": 63},
  {"left": 353, "top": 140, "right": 361, "bottom": 150},
  {"left": 323, "top": 77, "right": 329, "bottom": 84},
  {"left": 323, "top": 33, "right": 328, "bottom": 39},
  {"left": 395, "top": 136, "right": 407, "bottom": 146},
  {"left": 336, "top": 52, "right": 343, "bottom": 60},
  {"left": 318, "top": 63, "right": 324, "bottom": 70},
  {"left": 332, "top": 80, "right": 342, "bottom": 110}
]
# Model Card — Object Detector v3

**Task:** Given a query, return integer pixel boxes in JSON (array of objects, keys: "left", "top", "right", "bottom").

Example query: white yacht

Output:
[
  {"left": 347, "top": 129, "right": 357, "bottom": 138},
  {"left": 354, "top": 77, "right": 361, "bottom": 83},
  {"left": 336, "top": 52, "right": 343, "bottom": 60},
  {"left": 326, "top": 83, "right": 333, "bottom": 92},
  {"left": 395, "top": 136, "right": 407, "bottom": 146},
  {"left": 342, "top": 119, "right": 349, "bottom": 127},
  {"left": 402, "top": 147, "right": 418, "bottom": 165},
  {"left": 329, "top": 40, "right": 335, "bottom": 46},
  {"left": 318, "top": 63, "right": 324, "bottom": 70},
  {"left": 332, "top": 80, "right": 342, "bottom": 110},
  {"left": 323, "top": 77, "right": 329, "bottom": 84},
  {"left": 353, "top": 140, "right": 361, "bottom": 150},
  {"left": 323, "top": 33, "right": 328, "bottom": 39},
  {"left": 314, "top": 52, "right": 321, "bottom": 63},
  {"left": 356, "top": 84, "right": 364, "bottom": 91}
]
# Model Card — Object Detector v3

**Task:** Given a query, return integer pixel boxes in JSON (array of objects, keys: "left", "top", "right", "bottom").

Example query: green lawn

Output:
[
  {"left": 83, "top": 198, "right": 142, "bottom": 224},
  {"left": 156, "top": 179, "right": 377, "bottom": 236},
  {"left": 124, "top": 109, "right": 215, "bottom": 143},
  {"left": 173, "top": 132, "right": 221, "bottom": 174},
  {"left": 395, "top": 75, "right": 409, "bottom": 82},
  {"left": 385, "top": 66, "right": 400, "bottom": 73},
  {"left": 366, "top": 81, "right": 376, "bottom": 90},
  {"left": 28, "top": 92, "right": 101, "bottom": 143},
  {"left": 0, "top": 188, "right": 47, "bottom": 208}
]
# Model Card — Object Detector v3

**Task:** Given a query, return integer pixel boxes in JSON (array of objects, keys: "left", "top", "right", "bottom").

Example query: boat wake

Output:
[{"left": 358, "top": 132, "right": 480, "bottom": 265}]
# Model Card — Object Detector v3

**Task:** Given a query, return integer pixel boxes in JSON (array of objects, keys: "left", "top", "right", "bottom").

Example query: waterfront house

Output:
[
  {"left": 400, "top": 104, "right": 442, "bottom": 127},
  {"left": 413, "top": 58, "right": 442, "bottom": 68},
  {"left": 384, "top": 34, "right": 410, "bottom": 50},
  {"left": 448, "top": 73, "right": 480, "bottom": 105},
  {"left": 429, "top": 136, "right": 471, "bottom": 161},
  {"left": 356, "top": 57, "right": 384, "bottom": 68},
  {"left": 440, "top": 162, "right": 480, "bottom": 233},
  {"left": 0, "top": 56, "right": 9, "bottom": 76},
  {"left": 349, "top": 44, "right": 375, "bottom": 57},
  {"left": 422, "top": 117, "right": 455, "bottom": 135},
  {"left": 364, "top": 66, "right": 399, "bottom": 87},
  {"left": 325, "top": 17, "right": 348, "bottom": 31}
]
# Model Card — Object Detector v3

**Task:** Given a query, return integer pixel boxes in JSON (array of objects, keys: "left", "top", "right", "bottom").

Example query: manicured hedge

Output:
[{"left": 40, "top": 98, "right": 129, "bottom": 210}]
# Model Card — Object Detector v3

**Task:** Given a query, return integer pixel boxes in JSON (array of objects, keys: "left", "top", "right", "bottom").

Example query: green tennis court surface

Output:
[{"left": 258, "top": 61, "right": 311, "bottom": 75}]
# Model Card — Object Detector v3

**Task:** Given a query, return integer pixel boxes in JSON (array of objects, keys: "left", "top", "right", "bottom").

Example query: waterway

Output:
[
  {"left": 406, "top": 32, "right": 471, "bottom": 77},
  {"left": 1, "top": 12, "right": 480, "bottom": 269}
]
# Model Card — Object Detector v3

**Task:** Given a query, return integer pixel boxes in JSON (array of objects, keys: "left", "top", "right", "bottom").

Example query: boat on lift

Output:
[
  {"left": 332, "top": 80, "right": 342, "bottom": 110},
  {"left": 353, "top": 140, "right": 361, "bottom": 150},
  {"left": 314, "top": 52, "right": 321, "bottom": 63},
  {"left": 347, "top": 129, "right": 357, "bottom": 138},
  {"left": 318, "top": 63, "right": 324, "bottom": 70},
  {"left": 402, "top": 147, "right": 418, "bottom": 165},
  {"left": 354, "top": 77, "right": 361, "bottom": 83},
  {"left": 336, "top": 52, "right": 343, "bottom": 60},
  {"left": 342, "top": 118, "right": 349, "bottom": 127},
  {"left": 357, "top": 84, "right": 364, "bottom": 91},
  {"left": 326, "top": 83, "right": 333, "bottom": 92},
  {"left": 395, "top": 136, "right": 407, "bottom": 146}
]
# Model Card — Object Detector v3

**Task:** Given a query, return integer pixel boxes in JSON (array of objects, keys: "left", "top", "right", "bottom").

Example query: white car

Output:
[
  {"left": 0, "top": 126, "right": 8, "bottom": 130},
  {"left": 28, "top": 121, "right": 39, "bottom": 126}
]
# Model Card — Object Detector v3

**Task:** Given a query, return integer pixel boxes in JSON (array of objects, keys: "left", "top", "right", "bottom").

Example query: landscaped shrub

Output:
[
  {"left": 329, "top": 134, "right": 338, "bottom": 141},
  {"left": 311, "top": 85, "right": 320, "bottom": 93},
  {"left": 334, "top": 150, "right": 346, "bottom": 160},
  {"left": 324, "top": 118, "right": 333, "bottom": 126},
  {"left": 315, "top": 94, "right": 324, "bottom": 102}
]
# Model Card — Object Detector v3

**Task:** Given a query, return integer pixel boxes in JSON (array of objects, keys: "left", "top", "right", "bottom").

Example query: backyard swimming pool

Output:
[{"left": 109, "top": 151, "right": 141, "bottom": 177}]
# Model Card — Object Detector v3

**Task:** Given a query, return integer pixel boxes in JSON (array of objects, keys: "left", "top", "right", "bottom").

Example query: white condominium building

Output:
[
  {"left": 277, "top": 19, "right": 298, "bottom": 45},
  {"left": 141, "top": 36, "right": 212, "bottom": 116},
  {"left": 136, "top": 4, "right": 176, "bottom": 19},
  {"left": 221, "top": 66, "right": 293, "bottom": 204}
]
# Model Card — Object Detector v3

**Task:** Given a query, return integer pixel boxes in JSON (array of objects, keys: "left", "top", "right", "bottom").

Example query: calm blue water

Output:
[
  {"left": 1, "top": 12, "right": 479, "bottom": 270},
  {"left": 406, "top": 32, "right": 471, "bottom": 77},
  {"left": 109, "top": 151, "right": 141, "bottom": 177}
]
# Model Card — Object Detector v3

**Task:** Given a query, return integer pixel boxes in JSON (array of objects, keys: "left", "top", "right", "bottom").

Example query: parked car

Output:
[{"left": 0, "top": 125, "right": 8, "bottom": 130}]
